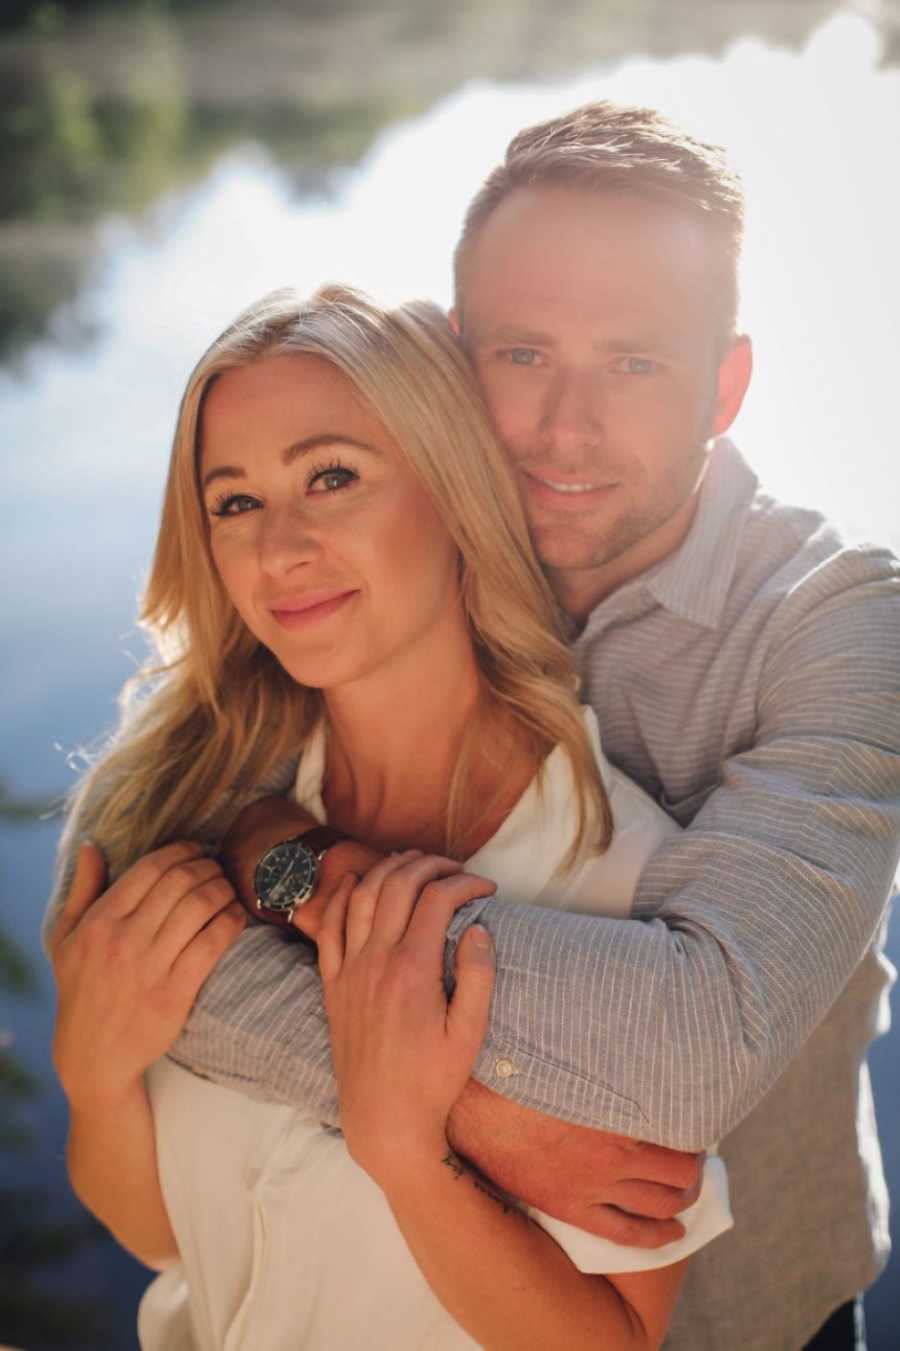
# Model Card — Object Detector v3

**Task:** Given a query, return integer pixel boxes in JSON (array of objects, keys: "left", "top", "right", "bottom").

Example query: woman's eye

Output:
[
  {"left": 210, "top": 492, "right": 259, "bottom": 517},
  {"left": 307, "top": 465, "right": 358, "bottom": 494},
  {"left": 507, "top": 348, "right": 539, "bottom": 367}
]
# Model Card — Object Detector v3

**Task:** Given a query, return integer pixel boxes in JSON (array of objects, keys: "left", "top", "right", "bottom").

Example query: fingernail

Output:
[{"left": 469, "top": 925, "right": 494, "bottom": 959}]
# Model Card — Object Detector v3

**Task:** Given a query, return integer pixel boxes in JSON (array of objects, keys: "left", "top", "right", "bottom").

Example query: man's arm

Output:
[
  {"left": 172, "top": 553, "right": 899, "bottom": 1158},
  {"left": 49, "top": 555, "right": 900, "bottom": 1155},
  {"left": 445, "top": 553, "right": 900, "bottom": 1151}
]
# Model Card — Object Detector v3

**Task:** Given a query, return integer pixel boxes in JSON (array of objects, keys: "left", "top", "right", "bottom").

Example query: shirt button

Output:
[{"left": 495, "top": 1058, "right": 517, "bottom": 1079}]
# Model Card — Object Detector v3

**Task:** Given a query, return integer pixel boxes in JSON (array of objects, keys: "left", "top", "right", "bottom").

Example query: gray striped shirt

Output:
[{"left": 52, "top": 438, "right": 900, "bottom": 1350}]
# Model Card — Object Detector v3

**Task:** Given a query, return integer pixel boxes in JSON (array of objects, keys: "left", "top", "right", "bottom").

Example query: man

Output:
[{"left": 59, "top": 103, "right": 900, "bottom": 1348}]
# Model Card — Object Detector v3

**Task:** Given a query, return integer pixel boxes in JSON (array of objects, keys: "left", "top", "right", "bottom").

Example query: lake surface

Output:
[{"left": 2, "top": 6, "right": 898, "bottom": 1347}]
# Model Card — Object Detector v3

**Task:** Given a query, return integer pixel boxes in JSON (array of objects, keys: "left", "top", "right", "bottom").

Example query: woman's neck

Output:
[{"left": 320, "top": 615, "right": 535, "bottom": 857}]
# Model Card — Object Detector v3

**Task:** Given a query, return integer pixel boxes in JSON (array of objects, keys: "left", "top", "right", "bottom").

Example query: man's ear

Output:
[{"left": 713, "top": 334, "right": 753, "bottom": 436}]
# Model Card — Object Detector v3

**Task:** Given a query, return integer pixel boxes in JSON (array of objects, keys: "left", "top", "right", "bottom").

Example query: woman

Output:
[{"left": 48, "top": 285, "right": 729, "bottom": 1350}]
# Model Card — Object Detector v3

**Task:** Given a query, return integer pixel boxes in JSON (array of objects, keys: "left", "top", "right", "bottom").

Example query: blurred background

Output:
[{"left": 1, "top": 1, "right": 898, "bottom": 1347}]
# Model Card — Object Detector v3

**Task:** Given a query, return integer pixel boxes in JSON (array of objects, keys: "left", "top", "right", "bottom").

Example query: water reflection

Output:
[
  {"left": 2, "top": 7, "right": 898, "bottom": 1348},
  {"left": 1, "top": 0, "right": 861, "bottom": 362}
]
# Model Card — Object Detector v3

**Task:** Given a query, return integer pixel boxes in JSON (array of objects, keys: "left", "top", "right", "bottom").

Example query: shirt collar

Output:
[{"left": 580, "top": 438, "right": 759, "bottom": 637}]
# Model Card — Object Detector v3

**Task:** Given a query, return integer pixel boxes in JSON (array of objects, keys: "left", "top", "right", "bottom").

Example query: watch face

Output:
[{"left": 254, "top": 838, "right": 318, "bottom": 915}]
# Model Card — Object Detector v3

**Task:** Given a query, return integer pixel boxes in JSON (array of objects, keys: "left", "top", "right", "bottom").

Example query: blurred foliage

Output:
[
  {"left": 0, "top": 1188, "right": 113, "bottom": 1348},
  {"left": 0, "top": 792, "right": 113, "bottom": 1347},
  {"left": 0, "top": 777, "right": 59, "bottom": 823},
  {"left": 1, "top": 0, "right": 883, "bottom": 365}
]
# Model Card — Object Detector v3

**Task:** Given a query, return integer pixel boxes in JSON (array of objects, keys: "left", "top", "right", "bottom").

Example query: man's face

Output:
[{"left": 457, "top": 186, "right": 748, "bottom": 611}]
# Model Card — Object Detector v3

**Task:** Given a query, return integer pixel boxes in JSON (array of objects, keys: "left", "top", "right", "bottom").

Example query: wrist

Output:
[
  {"left": 317, "top": 838, "right": 383, "bottom": 898},
  {"left": 360, "top": 1127, "right": 451, "bottom": 1200},
  {"left": 67, "top": 1075, "right": 149, "bottom": 1124},
  {"left": 219, "top": 796, "right": 317, "bottom": 899}
]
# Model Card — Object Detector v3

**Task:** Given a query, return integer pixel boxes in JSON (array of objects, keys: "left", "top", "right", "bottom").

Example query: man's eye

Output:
[
  {"left": 615, "top": 357, "right": 657, "bottom": 375},
  {"left": 507, "top": 348, "right": 540, "bottom": 367},
  {"left": 307, "top": 465, "right": 358, "bottom": 494},
  {"left": 210, "top": 492, "right": 259, "bottom": 517}
]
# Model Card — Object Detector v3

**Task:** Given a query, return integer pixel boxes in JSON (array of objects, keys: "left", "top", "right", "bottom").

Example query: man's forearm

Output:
[
  {"left": 142, "top": 560, "right": 900, "bottom": 1148},
  {"left": 176, "top": 756, "right": 897, "bottom": 1150},
  {"left": 444, "top": 811, "right": 896, "bottom": 1150}
]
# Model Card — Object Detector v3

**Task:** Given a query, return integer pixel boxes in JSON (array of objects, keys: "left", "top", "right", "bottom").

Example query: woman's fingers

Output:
[
  {"left": 49, "top": 841, "right": 107, "bottom": 952},
  {"left": 317, "top": 872, "right": 357, "bottom": 982},
  {"left": 342, "top": 850, "right": 427, "bottom": 957},
  {"left": 446, "top": 923, "right": 496, "bottom": 1069},
  {"left": 168, "top": 901, "right": 247, "bottom": 1006},
  {"left": 99, "top": 840, "right": 209, "bottom": 921},
  {"left": 402, "top": 871, "right": 497, "bottom": 957},
  {"left": 133, "top": 855, "right": 230, "bottom": 938},
  {"left": 148, "top": 869, "right": 239, "bottom": 973}
]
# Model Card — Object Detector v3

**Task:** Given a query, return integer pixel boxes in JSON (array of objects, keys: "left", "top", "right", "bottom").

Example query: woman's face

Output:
[{"left": 199, "top": 353, "right": 463, "bottom": 693}]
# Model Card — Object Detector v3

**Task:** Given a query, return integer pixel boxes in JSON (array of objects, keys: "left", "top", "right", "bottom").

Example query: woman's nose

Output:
[{"left": 257, "top": 503, "right": 322, "bottom": 576}]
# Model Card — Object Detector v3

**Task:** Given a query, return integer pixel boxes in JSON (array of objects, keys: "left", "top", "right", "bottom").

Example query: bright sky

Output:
[
  {"left": 5, "top": 10, "right": 898, "bottom": 553},
  {"left": 3, "top": 6, "right": 899, "bottom": 779}
]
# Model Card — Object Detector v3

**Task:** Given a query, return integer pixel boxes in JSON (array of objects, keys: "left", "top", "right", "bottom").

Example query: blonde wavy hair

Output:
[{"left": 59, "top": 285, "right": 611, "bottom": 886}]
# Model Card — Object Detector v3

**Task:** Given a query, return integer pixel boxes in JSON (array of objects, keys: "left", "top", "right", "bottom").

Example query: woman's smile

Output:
[
  {"left": 200, "top": 352, "right": 464, "bottom": 693},
  {"left": 268, "top": 588, "right": 359, "bottom": 629}
]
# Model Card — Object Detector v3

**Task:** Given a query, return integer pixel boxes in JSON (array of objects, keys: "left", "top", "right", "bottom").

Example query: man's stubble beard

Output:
[{"left": 524, "top": 434, "right": 713, "bottom": 577}]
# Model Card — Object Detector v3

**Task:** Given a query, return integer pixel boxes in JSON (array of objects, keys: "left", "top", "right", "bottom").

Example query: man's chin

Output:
[{"left": 529, "top": 524, "right": 631, "bottom": 576}]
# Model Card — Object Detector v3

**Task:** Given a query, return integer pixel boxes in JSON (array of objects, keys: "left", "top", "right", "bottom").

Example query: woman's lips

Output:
[{"left": 269, "top": 589, "right": 357, "bottom": 629}]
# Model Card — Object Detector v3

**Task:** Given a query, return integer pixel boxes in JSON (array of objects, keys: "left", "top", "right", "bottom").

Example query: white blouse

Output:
[{"left": 139, "top": 710, "right": 731, "bottom": 1350}]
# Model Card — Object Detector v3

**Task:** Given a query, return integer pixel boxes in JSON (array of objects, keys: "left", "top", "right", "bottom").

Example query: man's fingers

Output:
[
  {"left": 583, "top": 1204, "right": 686, "bottom": 1248},
  {"left": 447, "top": 924, "right": 496, "bottom": 1065},
  {"left": 50, "top": 841, "right": 107, "bottom": 950},
  {"left": 620, "top": 1142, "right": 705, "bottom": 1193},
  {"left": 606, "top": 1175, "right": 704, "bottom": 1221}
]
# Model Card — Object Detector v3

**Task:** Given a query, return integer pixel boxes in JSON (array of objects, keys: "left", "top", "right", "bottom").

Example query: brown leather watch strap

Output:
[{"left": 296, "top": 824, "right": 346, "bottom": 859}]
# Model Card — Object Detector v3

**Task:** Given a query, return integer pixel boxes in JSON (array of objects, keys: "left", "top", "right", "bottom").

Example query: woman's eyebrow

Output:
[
  {"left": 281, "top": 433, "right": 384, "bottom": 465},
  {"left": 201, "top": 463, "right": 245, "bottom": 491},
  {"left": 201, "top": 434, "right": 383, "bottom": 491}
]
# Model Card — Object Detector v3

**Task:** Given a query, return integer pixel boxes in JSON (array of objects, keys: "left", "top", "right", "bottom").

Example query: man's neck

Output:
[{"left": 549, "top": 491, "right": 702, "bottom": 624}]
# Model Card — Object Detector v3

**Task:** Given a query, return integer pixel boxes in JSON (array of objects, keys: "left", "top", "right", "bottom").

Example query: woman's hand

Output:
[
  {"left": 318, "top": 852, "right": 497, "bottom": 1188},
  {"left": 49, "top": 839, "right": 246, "bottom": 1117}
]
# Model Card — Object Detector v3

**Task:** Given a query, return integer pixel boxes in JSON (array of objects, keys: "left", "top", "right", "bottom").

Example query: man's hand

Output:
[
  {"left": 219, "top": 795, "right": 320, "bottom": 913},
  {"left": 447, "top": 1079, "right": 703, "bottom": 1249}
]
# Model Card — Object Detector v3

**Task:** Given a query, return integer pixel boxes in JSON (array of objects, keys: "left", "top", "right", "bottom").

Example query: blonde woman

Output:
[{"left": 48, "top": 286, "right": 730, "bottom": 1350}]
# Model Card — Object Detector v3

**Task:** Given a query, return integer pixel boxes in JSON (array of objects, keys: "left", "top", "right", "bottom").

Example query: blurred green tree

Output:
[{"left": 0, "top": 788, "right": 113, "bottom": 1349}]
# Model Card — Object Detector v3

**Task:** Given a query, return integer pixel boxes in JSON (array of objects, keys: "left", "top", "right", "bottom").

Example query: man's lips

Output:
[
  {"left": 521, "top": 469, "right": 620, "bottom": 512},
  {"left": 269, "top": 589, "right": 357, "bottom": 628}
]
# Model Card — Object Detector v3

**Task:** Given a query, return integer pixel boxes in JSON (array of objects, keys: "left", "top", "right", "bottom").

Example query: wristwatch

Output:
[{"left": 252, "top": 825, "right": 346, "bottom": 927}]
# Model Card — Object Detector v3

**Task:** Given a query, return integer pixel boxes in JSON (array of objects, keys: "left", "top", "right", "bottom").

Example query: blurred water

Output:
[{"left": 2, "top": 8, "right": 898, "bottom": 1348}]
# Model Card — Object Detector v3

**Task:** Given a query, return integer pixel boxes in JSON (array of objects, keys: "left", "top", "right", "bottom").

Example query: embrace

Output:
[{"left": 46, "top": 102, "right": 899, "bottom": 1350}]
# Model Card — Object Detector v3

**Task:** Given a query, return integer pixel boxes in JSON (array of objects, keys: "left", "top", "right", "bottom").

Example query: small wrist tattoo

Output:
[
  {"left": 440, "top": 1150, "right": 518, "bottom": 1217},
  {"left": 441, "top": 1151, "right": 465, "bottom": 1181}
]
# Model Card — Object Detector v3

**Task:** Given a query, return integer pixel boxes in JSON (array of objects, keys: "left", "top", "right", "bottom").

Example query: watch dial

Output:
[{"left": 254, "top": 841, "right": 317, "bottom": 913}]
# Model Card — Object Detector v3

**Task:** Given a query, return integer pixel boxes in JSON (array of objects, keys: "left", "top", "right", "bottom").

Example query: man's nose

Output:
[
  {"left": 539, "top": 370, "right": 604, "bottom": 455},
  {"left": 258, "top": 503, "right": 322, "bottom": 576}
]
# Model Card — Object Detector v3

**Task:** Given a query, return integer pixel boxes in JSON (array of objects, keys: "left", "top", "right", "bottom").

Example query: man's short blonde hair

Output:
[{"left": 454, "top": 100, "right": 745, "bottom": 343}]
